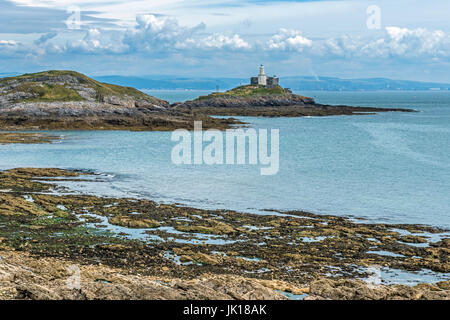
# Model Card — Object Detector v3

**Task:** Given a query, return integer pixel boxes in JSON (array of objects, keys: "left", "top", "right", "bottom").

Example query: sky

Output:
[{"left": 1, "top": 0, "right": 450, "bottom": 82}]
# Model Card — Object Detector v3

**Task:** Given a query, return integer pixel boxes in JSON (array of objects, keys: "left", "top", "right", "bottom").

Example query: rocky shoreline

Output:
[
  {"left": 176, "top": 104, "right": 415, "bottom": 118},
  {"left": 172, "top": 86, "right": 416, "bottom": 118},
  {"left": 0, "top": 71, "right": 242, "bottom": 131},
  {"left": 2, "top": 250, "right": 449, "bottom": 300},
  {"left": 0, "top": 72, "right": 415, "bottom": 131},
  {"left": 0, "top": 167, "right": 448, "bottom": 300},
  {"left": 1, "top": 73, "right": 445, "bottom": 300}
]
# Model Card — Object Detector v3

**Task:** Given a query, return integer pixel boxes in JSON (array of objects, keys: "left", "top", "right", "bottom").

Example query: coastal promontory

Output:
[{"left": 0, "top": 70, "right": 237, "bottom": 131}]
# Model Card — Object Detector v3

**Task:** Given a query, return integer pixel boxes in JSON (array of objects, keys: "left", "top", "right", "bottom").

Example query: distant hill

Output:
[
  {"left": 94, "top": 75, "right": 246, "bottom": 91},
  {"left": 0, "top": 72, "right": 20, "bottom": 78},
  {"left": 93, "top": 75, "right": 450, "bottom": 91},
  {"left": 281, "top": 76, "right": 450, "bottom": 91}
]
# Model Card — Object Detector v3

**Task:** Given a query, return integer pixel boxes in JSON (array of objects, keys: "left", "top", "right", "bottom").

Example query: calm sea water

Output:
[{"left": 1, "top": 90, "right": 449, "bottom": 228}]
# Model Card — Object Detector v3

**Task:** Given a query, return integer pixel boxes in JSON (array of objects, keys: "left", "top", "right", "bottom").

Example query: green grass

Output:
[
  {"left": 14, "top": 83, "right": 84, "bottom": 102},
  {"left": 196, "top": 85, "right": 288, "bottom": 100},
  {"left": 1, "top": 70, "right": 160, "bottom": 104}
]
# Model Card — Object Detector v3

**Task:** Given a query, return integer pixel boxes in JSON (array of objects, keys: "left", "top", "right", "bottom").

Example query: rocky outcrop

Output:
[
  {"left": 0, "top": 72, "right": 416, "bottom": 126},
  {"left": 0, "top": 71, "right": 170, "bottom": 111},
  {"left": 174, "top": 94, "right": 315, "bottom": 109},
  {"left": 1, "top": 250, "right": 448, "bottom": 300},
  {"left": 305, "top": 278, "right": 450, "bottom": 300},
  {"left": 173, "top": 86, "right": 415, "bottom": 117},
  {"left": 0, "top": 250, "right": 288, "bottom": 300},
  {"left": 0, "top": 132, "right": 58, "bottom": 144},
  {"left": 0, "top": 71, "right": 241, "bottom": 130}
]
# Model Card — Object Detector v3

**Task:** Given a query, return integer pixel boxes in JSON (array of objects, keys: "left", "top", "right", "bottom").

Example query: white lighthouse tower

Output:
[
  {"left": 258, "top": 64, "right": 267, "bottom": 85},
  {"left": 250, "top": 65, "right": 278, "bottom": 86}
]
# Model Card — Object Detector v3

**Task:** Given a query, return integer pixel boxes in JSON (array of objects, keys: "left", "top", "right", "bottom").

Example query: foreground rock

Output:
[
  {"left": 0, "top": 71, "right": 240, "bottom": 131},
  {"left": 0, "top": 251, "right": 290, "bottom": 300},
  {"left": 0, "top": 132, "right": 59, "bottom": 144},
  {"left": 1, "top": 251, "right": 448, "bottom": 300},
  {"left": 174, "top": 85, "right": 415, "bottom": 117},
  {"left": 306, "top": 278, "right": 450, "bottom": 300},
  {"left": 0, "top": 167, "right": 448, "bottom": 300}
]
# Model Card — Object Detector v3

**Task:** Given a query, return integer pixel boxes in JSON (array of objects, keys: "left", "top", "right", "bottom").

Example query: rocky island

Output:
[
  {"left": 174, "top": 65, "right": 414, "bottom": 117},
  {"left": 0, "top": 70, "right": 238, "bottom": 131},
  {"left": 174, "top": 84, "right": 415, "bottom": 117},
  {"left": 0, "top": 70, "right": 414, "bottom": 132}
]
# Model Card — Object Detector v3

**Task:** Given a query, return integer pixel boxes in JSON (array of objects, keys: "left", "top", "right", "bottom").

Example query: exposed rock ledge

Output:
[
  {"left": 1, "top": 251, "right": 448, "bottom": 300},
  {"left": 0, "top": 250, "right": 289, "bottom": 300},
  {"left": 174, "top": 93, "right": 315, "bottom": 108}
]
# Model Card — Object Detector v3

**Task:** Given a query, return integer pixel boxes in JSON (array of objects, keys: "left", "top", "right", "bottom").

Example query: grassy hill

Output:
[
  {"left": 0, "top": 70, "right": 163, "bottom": 105},
  {"left": 196, "top": 85, "right": 288, "bottom": 101}
]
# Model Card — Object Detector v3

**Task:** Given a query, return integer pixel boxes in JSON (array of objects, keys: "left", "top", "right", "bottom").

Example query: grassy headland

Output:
[
  {"left": 0, "top": 70, "right": 242, "bottom": 131},
  {"left": 0, "top": 70, "right": 160, "bottom": 104}
]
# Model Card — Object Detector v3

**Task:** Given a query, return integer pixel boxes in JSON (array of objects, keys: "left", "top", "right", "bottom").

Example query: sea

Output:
[{"left": 1, "top": 90, "right": 449, "bottom": 229}]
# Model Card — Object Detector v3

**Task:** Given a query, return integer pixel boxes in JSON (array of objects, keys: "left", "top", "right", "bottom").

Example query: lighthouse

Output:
[
  {"left": 250, "top": 65, "right": 279, "bottom": 87},
  {"left": 257, "top": 64, "right": 267, "bottom": 86}
]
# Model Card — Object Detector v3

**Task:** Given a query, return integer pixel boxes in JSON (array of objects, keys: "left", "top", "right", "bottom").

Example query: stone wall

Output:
[{"left": 249, "top": 76, "right": 279, "bottom": 87}]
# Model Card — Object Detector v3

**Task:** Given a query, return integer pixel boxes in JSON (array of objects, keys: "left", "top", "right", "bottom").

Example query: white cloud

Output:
[
  {"left": 181, "top": 34, "right": 250, "bottom": 50},
  {"left": 0, "top": 40, "right": 19, "bottom": 46},
  {"left": 65, "top": 28, "right": 123, "bottom": 53},
  {"left": 382, "top": 26, "right": 448, "bottom": 57},
  {"left": 47, "top": 14, "right": 250, "bottom": 55},
  {"left": 266, "top": 29, "right": 313, "bottom": 52},
  {"left": 0, "top": 39, "right": 26, "bottom": 58},
  {"left": 3, "top": 12, "right": 450, "bottom": 77},
  {"left": 305, "top": 26, "right": 450, "bottom": 60},
  {"left": 128, "top": 15, "right": 253, "bottom": 53},
  {"left": 123, "top": 14, "right": 206, "bottom": 52}
]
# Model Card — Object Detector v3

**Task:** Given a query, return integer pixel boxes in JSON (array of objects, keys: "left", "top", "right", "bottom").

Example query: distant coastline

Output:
[{"left": 92, "top": 75, "right": 450, "bottom": 92}]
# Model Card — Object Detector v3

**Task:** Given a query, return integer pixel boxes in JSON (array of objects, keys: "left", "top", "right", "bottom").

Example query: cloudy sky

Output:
[{"left": 1, "top": 0, "right": 450, "bottom": 81}]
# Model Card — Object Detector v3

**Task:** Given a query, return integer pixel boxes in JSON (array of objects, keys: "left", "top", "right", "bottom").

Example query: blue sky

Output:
[{"left": 1, "top": 0, "right": 450, "bottom": 82}]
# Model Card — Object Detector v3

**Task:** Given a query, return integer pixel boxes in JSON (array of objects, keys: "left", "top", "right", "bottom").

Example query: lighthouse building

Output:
[{"left": 250, "top": 65, "right": 279, "bottom": 87}]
